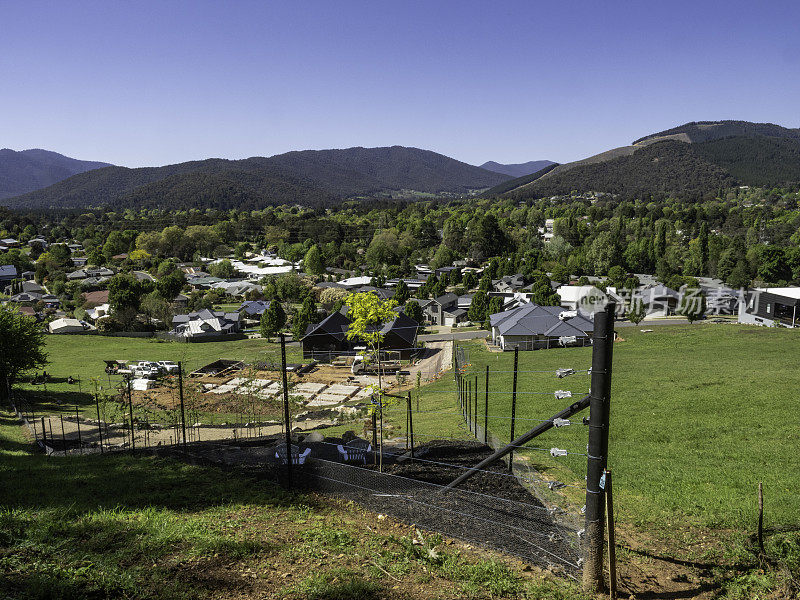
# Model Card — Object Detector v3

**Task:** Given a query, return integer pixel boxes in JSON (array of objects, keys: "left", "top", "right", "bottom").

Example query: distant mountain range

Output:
[
  {"left": 479, "top": 160, "right": 556, "bottom": 178},
  {"left": 495, "top": 120, "right": 800, "bottom": 199},
  {"left": 0, "top": 149, "right": 111, "bottom": 200},
  {"left": 1, "top": 146, "right": 510, "bottom": 210}
]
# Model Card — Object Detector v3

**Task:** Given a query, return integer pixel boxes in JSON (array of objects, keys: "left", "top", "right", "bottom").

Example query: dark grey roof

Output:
[
  {"left": 490, "top": 303, "right": 594, "bottom": 338},
  {"left": 434, "top": 293, "right": 458, "bottom": 307},
  {"left": 0, "top": 265, "right": 18, "bottom": 278},
  {"left": 239, "top": 300, "right": 271, "bottom": 316}
]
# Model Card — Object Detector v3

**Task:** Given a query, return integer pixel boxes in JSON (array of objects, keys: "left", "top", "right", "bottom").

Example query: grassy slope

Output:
[
  {"left": 0, "top": 408, "right": 581, "bottom": 600},
  {"left": 373, "top": 324, "right": 800, "bottom": 597},
  {"left": 394, "top": 324, "right": 800, "bottom": 530}
]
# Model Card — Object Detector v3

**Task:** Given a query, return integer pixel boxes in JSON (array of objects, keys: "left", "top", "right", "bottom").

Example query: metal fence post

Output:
[
  {"left": 279, "top": 333, "right": 293, "bottom": 485},
  {"left": 407, "top": 391, "right": 414, "bottom": 458},
  {"left": 583, "top": 302, "right": 615, "bottom": 593},
  {"left": 467, "top": 379, "right": 472, "bottom": 432},
  {"left": 95, "top": 393, "right": 103, "bottom": 453},
  {"left": 474, "top": 375, "right": 478, "bottom": 437},
  {"left": 127, "top": 377, "right": 135, "bottom": 451},
  {"left": 508, "top": 346, "right": 518, "bottom": 471},
  {"left": 60, "top": 415, "right": 67, "bottom": 456},
  {"left": 75, "top": 405, "right": 82, "bottom": 454},
  {"left": 484, "top": 365, "right": 489, "bottom": 444},
  {"left": 178, "top": 362, "right": 187, "bottom": 452}
]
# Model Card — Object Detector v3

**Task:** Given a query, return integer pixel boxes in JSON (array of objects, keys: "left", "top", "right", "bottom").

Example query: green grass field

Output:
[
  {"left": 14, "top": 335, "right": 303, "bottom": 422},
  {"left": 0, "top": 408, "right": 581, "bottom": 600},
  {"left": 373, "top": 323, "right": 800, "bottom": 596},
  {"left": 4, "top": 323, "right": 800, "bottom": 597},
  {"left": 390, "top": 324, "right": 800, "bottom": 529}
]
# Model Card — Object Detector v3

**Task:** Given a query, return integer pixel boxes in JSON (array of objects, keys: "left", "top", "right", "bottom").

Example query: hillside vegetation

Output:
[
  {"left": 506, "top": 140, "right": 738, "bottom": 199},
  {"left": 479, "top": 160, "right": 556, "bottom": 178},
  {"left": 0, "top": 149, "right": 111, "bottom": 200},
  {"left": 2, "top": 147, "right": 510, "bottom": 210},
  {"left": 500, "top": 120, "right": 800, "bottom": 199}
]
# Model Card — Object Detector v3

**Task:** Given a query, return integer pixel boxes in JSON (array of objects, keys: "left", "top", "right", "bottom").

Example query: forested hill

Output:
[
  {"left": 479, "top": 160, "right": 556, "bottom": 178},
  {"left": 633, "top": 120, "right": 800, "bottom": 145},
  {"left": 0, "top": 149, "right": 111, "bottom": 200},
  {"left": 502, "top": 120, "right": 800, "bottom": 200},
  {"left": 1, "top": 146, "right": 511, "bottom": 210}
]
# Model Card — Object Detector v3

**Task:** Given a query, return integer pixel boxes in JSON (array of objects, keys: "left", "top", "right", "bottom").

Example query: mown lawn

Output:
[{"left": 0, "top": 408, "right": 582, "bottom": 600}]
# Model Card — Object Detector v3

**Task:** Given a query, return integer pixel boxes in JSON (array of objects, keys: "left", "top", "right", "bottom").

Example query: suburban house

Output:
[
  {"left": 301, "top": 309, "right": 420, "bottom": 359},
  {"left": 637, "top": 284, "right": 681, "bottom": 317},
  {"left": 66, "top": 267, "right": 115, "bottom": 281},
  {"left": 0, "top": 265, "right": 18, "bottom": 285},
  {"left": 489, "top": 303, "right": 595, "bottom": 351},
  {"left": 239, "top": 300, "right": 271, "bottom": 319},
  {"left": 422, "top": 293, "right": 466, "bottom": 326},
  {"left": 86, "top": 303, "right": 111, "bottom": 321},
  {"left": 212, "top": 280, "right": 261, "bottom": 297},
  {"left": 0, "top": 238, "right": 21, "bottom": 249},
  {"left": 4, "top": 280, "right": 43, "bottom": 295},
  {"left": 492, "top": 274, "right": 525, "bottom": 293},
  {"left": 171, "top": 309, "right": 241, "bottom": 339},
  {"left": 738, "top": 288, "right": 800, "bottom": 327},
  {"left": 8, "top": 292, "right": 61, "bottom": 308},
  {"left": 48, "top": 318, "right": 88, "bottom": 334},
  {"left": 82, "top": 289, "right": 110, "bottom": 307}
]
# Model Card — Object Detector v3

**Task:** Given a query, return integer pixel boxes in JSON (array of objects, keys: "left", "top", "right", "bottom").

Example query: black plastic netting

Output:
[{"left": 297, "top": 455, "right": 581, "bottom": 573}]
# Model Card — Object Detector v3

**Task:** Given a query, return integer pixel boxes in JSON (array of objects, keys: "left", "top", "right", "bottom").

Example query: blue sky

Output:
[{"left": 2, "top": 1, "right": 799, "bottom": 167}]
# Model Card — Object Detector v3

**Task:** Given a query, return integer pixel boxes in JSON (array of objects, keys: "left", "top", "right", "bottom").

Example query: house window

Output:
[{"left": 766, "top": 303, "right": 771, "bottom": 314}]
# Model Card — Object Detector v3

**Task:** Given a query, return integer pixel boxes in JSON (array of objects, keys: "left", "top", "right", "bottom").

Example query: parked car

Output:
[
  {"left": 156, "top": 361, "right": 180, "bottom": 374},
  {"left": 131, "top": 361, "right": 160, "bottom": 378}
]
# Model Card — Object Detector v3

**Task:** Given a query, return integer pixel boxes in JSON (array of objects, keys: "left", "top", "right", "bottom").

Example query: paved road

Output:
[
  {"left": 615, "top": 318, "right": 692, "bottom": 327},
  {"left": 419, "top": 330, "right": 488, "bottom": 342}
]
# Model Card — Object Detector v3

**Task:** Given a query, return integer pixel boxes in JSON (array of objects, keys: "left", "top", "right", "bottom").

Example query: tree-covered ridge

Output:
[
  {"left": 1, "top": 146, "right": 510, "bottom": 210},
  {"left": 693, "top": 136, "right": 800, "bottom": 187},
  {"left": 632, "top": 120, "right": 800, "bottom": 145},
  {"left": 506, "top": 141, "right": 738, "bottom": 200},
  {"left": 483, "top": 162, "right": 559, "bottom": 196},
  {"left": 0, "top": 148, "right": 111, "bottom": 200}
]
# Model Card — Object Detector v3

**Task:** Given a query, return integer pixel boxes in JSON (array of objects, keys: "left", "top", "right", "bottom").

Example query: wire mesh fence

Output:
[{"left": 6, "top": 308, "right": 616, "bottom": 587}]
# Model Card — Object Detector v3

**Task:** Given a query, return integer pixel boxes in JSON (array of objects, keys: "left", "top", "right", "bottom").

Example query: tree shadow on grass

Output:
[{"left": 0, "top": 443, "right": 315, "bottom": 515}]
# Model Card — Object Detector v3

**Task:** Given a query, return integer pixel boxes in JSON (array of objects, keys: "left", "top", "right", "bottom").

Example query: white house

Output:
[{"left": 48, "top": 318, "right": 87, "bottom": 334}]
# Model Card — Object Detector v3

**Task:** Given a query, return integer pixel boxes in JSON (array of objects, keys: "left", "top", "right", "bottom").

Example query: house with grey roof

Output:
[
  {"left": 489, "top": 303, "right": 595, "bottom": 351},
  {"left": 423, "top": 293, "right": 463, "bottom": 326},
  {"left": 239, "top": 300, "right": 271, "bottom": 319},
  {"left": 66, "top": 267, "right": 115, "bottom": 281},
  {"left": 171, "top": 309, "right": 241, "bottom": 339},
  {"left": 0, "top": 265, "right": 18, "bottom": 284}
]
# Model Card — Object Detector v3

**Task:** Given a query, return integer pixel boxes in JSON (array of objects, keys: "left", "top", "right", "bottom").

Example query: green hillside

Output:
[{"left": 1, "top": 147, "right": 510, "bottom": 210}]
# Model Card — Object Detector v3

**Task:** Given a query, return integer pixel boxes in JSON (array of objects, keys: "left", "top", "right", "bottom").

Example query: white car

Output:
[
  {"left": 131, "top": 361, "right": 160, "bottom": 378},
  {"left": 156, "top": 361, "right": 180, "bottom": 374}
]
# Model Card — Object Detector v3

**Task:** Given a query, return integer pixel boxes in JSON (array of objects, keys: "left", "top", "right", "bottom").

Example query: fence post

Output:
[
  {"left": 127, "top": 377, "right": 136, "bottom": 451},
  {"left": 75, "top": 405, "right": 82, "bottom": 454},
  {"left": 60, "top": 415, "right": 67, "bottom": 456},
  {"left": 178, "top": 362, "right": 187, "bottom": 452},
  {"left": 605, "top": 469, "right": 617, "bottom": 600},
  {"left": 407, "top": 391, "right": 414, "bottom": 458},
  {"left": 582, "top": 302, "right": 615, "bottom": 593},
  {"left": 41, "top": 416, "right": 47, "bottom": 448},
  {"left": 279, "top": 333, "right": 293, "bottom": 485},
  {"left": 484, "top": 365, "right": 489, "bottom": 444},
  {"left": 467, "top": 379, "right": 472, "bottom": 432},
  {"left": 95, "top": 393, "right": 103, "bottom": 453},
  {"left": 508, "top": 346, "right": 518, "bottom": 471},
  {"left": 474, "top": 375, "right": 478, "bottom": 437}
]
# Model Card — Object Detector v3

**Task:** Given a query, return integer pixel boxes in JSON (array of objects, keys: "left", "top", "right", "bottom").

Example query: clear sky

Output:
[{"left": 2, "top": 0, "right": 800, "bottom": 168}]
